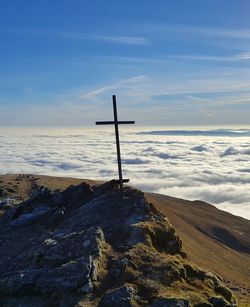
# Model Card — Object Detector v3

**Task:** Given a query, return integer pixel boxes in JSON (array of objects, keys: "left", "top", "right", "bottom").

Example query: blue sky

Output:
[{"left": 0, "top": 0, "right": 250, "bottom": 126}]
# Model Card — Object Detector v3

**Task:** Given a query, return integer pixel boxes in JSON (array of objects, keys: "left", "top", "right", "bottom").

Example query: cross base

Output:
[{"left": 114, "top": 179, "right": 130, "bottom": 184}]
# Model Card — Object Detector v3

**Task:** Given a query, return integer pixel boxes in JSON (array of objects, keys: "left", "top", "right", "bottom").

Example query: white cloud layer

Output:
[{"left": 0, "top": 127, "right": 249, "bottom": 220}]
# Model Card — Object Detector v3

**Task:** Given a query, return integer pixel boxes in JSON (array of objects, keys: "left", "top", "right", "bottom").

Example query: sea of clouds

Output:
[{"left": 0, "top": 126, "right": 250, "bottom": 220}]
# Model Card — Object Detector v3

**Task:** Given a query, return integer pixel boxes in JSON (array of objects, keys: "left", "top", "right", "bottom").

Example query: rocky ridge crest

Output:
[{"left": 0, "top": 181, "right": 236, "bottom": 306}]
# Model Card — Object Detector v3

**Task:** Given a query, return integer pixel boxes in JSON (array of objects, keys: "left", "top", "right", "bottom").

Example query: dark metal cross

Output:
[{"left": 96, "top": 95, "right": 135, "bottom": 190}]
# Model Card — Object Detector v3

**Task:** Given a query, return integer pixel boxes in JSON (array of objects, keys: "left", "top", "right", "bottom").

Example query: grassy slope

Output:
[
  {"left": 1, "top": 174, "right": 249, "bottom": 304},
  {"left": 146, "top": 193, "right": 250, "bottom": 305},
  {"left": 0, "top": 174, "right": 95, "bottom": 200}
]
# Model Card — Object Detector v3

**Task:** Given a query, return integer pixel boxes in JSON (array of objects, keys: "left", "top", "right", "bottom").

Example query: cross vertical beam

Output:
[
  {"left": 96, "top": 95, "right": 135, "bottom": 190},
  {"left": 113, "top": 95, "right": 123, "bottom": 189}
]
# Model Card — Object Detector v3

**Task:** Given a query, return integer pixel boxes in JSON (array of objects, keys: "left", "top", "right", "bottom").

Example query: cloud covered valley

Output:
[{"left": 0, "top": 126, "right": 250, "bottom": 219}]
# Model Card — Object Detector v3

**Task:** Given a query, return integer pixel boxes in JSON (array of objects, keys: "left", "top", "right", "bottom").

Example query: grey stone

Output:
[
  {"left": 51, "top": 192, "right": 64, "bottom": 206},
  {"left": 0, "top": 188, "right": 6, "bottom": 197},
  {"left": 83, "top": 239, "right": 91, "bottom": 248},
  {"left": 208, "top": 297, "right": 230, "bottom": 307},
  {"left": 43, "top": 238, "right": 57, "bottom": 247},
  {"left": 80, "top": 279, "right": 93, "bottom": 293},
  {"left": 62, "top": 183, "right": 93, "bottom": 208},
  {"left": 27, "top": 187, "right": 52, "bottom": 205},
  {"left": 100, "top": 286, "right": 135, "bottom": 307},
  {"left": 7, "top": 206, "right": 51, "bottom": 229}
]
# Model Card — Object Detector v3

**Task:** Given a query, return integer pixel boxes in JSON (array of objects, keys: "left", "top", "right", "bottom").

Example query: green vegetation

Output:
[{"left": 121, "top": 240, "right": 236, "bottom": 305}]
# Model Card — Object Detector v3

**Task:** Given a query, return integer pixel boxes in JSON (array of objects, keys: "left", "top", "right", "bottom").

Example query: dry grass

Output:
[
  {"left": 0, "top": 174, "right": 97, "bottom": 201},
  {"left": 146, "top": 193, "right": 250, "bottom": 305},
  {"left": 125, "top": 244, "right": 235, "bottom": 306}
]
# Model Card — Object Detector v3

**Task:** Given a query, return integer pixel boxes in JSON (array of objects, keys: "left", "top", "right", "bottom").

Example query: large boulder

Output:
[{"left": 7, "top": 205, "right": 51, "bottom": 229}]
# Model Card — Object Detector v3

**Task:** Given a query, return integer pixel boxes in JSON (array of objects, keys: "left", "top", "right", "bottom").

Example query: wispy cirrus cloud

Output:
[
  {"left": 92, "top": 35, "right": 150, "bottom": 45},
  {"left": 181, "top": 25, "right": 250, "bottom": 40},
  {"left": 167, "top": 53, "right": 250, "bottom": 62},
  {"left": 133, "top": 23, "right": 250, "bottom": 40},
  {"left": 79, "top": 75, "right": 147, "bottom": 100},
  {"left": 1, "top": 65, "right": 250, "bottom": 126},
  {"left": 64, "top": 67, "right": 250, "bottom": 105},
  {"left": 0, "top": 27, "right": 151, "bottom": 46}
]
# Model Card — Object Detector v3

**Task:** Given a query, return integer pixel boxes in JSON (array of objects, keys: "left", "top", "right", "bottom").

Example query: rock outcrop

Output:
[{"left": 0, "top": 181, "right": 236, "bottom": 306}]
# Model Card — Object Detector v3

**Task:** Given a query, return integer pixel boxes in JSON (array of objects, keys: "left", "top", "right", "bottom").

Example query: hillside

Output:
[
  {"left": 146, "top": 194, "right": 250, "bottom": 306},
  {"left": 0, "top": 174, "right": 249, "bottom": 306}
]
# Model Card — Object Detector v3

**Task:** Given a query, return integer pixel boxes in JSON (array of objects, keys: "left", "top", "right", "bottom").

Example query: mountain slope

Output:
[
  {"left": 146, "top": 193, "right": 250, "bottom": 305},
  {"left": 0, "top": 174, "right": 249, "bottom": 305}
]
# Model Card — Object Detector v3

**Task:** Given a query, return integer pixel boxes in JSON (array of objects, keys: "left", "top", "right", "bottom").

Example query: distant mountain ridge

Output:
[{"left": 138, "top": 128, "right": 250, "bottom": 137}]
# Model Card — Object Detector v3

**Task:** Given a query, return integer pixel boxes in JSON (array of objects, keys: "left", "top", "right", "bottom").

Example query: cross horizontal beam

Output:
[{"left": 96, "top": 121, "right": 135, "bottom": 125}]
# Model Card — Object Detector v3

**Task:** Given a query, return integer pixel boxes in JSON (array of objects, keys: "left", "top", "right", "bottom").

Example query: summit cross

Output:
[{"left": 96, "top": 95, "right": 135, "bottom": 190}]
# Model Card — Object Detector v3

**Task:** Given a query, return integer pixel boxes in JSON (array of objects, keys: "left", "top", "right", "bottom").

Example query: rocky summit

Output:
[{"left": 0, "top": 181, "right": 236, "bottom": 307}]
